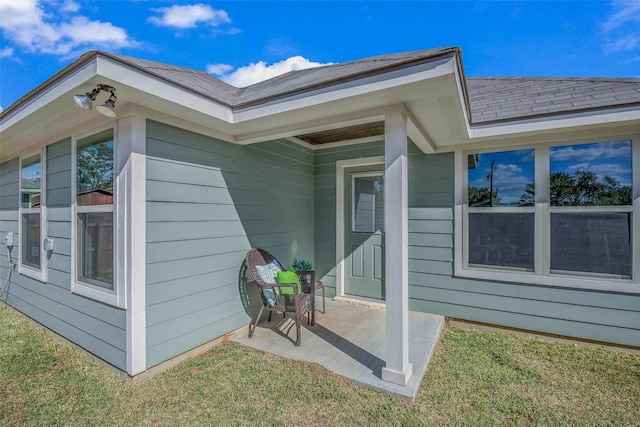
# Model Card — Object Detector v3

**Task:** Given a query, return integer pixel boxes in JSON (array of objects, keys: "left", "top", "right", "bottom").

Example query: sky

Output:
[
  {"left": 469, "top": 141, "right": 632, "bottom": 205},
  {"left": 0, "top": 0, "right": 639, "bottom": 112}
]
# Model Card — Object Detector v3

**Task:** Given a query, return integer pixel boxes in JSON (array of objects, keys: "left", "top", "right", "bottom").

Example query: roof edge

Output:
[{"left": 1, "top": 50, "right": 101, "bottom": 121}]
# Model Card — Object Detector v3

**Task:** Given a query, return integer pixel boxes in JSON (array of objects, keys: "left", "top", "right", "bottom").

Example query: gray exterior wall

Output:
[
  {"left": 0, "top": 138, "right": 127, "bottom": 369},
  {"left": 313, "top": 140, "right": 385, "bottom": 297},
  {"left": 145, "top": 120, "right": 314, "bottom": 368},
  {"left": 314, "top": 142, "right": 640, "bottom": 347}
]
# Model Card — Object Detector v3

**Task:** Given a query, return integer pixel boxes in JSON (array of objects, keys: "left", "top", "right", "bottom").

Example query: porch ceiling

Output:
[{"left": 295, "top": 122, "right": 385, "bottom": 145}]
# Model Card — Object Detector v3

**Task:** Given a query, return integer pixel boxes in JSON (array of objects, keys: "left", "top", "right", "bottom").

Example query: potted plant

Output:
[{"left": 292, "top": 258, "right": 314, "bottom": 294}]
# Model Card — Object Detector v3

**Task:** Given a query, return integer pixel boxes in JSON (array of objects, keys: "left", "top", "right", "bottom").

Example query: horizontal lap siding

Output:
[
  {"left": 145, "top": 120, "right": 314, "bottom": 368},
  {"left": 0, "top": 140, "right": 126, "bottom": 369},
  {"left": 408, "top": 151, "right": 640, "bottom": 347},
  {"left": 313, "top": 141, "right": 385, "bottom": 296}
]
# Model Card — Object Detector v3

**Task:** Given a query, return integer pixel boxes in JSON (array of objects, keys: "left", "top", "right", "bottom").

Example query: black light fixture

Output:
[{"left": 73, "top": 84, "right": 117, "bottom": 117}]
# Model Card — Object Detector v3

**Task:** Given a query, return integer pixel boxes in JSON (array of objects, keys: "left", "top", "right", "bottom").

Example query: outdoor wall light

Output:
[{"left": 73, "top": 84, "right": 117, "bottom": 118}]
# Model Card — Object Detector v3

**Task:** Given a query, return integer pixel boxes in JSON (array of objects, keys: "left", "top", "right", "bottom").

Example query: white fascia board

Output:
[
  {"left": 0, "top": 61, "right": 97, "bottom": 133},
  {"left": 232, "top": 56, "right": 457, "bottom": 123},
  {"left": 468, "top": 106, "right": 640, "bottom": 140},
  {"left": 95, "top": 56, "right": 234, "bottom": 124}
]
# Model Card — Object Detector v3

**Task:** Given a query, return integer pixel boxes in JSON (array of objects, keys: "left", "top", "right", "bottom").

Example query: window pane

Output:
[
  {"left": 21, "top": 212, "right": 41, "bottom": 269},
  {"left": 353, "top": 175, "right": 384, "bottom": 232},
  {"left": 78, "top": 212, "right": 114, "bottom": 288},
  {"left": 551, "top": 213, "right": 630, "bottom": 277},
  {"left": 77, "top": 129, "right": 114, "bottom": 206},
  {"left": 550, "top": 141, "right": 632, "bottom": 206},
  {"left": 21, "top": 154, "right": 41, "bottom": 208},
  {"left": 469, "top": 212, "right": 534, "bottom": 270},
  {"left": 468, "top": 149, "right": 534, "bottom": 207}
]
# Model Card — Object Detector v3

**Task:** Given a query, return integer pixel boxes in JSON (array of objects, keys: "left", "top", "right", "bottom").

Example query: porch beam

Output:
[{"left": 382, "top": 110, "right": 412, "bottom": 385}]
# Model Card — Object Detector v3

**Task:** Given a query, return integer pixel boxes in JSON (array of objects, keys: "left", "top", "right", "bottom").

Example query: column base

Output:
[{"left": 382, "top": 363, "right": 413, "bottom": 386}]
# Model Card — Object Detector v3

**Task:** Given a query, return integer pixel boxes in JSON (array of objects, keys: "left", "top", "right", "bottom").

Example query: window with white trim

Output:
[
  {"left": 19, "top": 152, "right": 47, "bottom": 281},
  {"left": 75, "top": 129, "right": 115, "bottom": 290},
  {"left": 464, "top": 139, "right": 634, "bottom": 284}
]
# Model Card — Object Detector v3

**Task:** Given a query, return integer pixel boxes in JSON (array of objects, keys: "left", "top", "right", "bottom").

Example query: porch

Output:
[{"left": 229, "top": 298, "right": 444, "bottom": 399}]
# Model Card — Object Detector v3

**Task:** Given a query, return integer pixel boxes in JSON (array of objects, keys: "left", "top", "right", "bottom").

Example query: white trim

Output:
[
  {"left": 456, "top": 135, "right": 640, "bottom": 294},
  {"left": 633, "top": 136, "right": 640, "bottom": 283},
  {"left": 17, "top": 149, "right": 48, "bottom": 282},
  {"left": 233, "top": 57, "right": 456, "bottom": 122},
  {"left": 70, "top": 124, "right": 125, "bottom": 308},
  {"left": 468, "top": 106, "right": 640, "bottom": 140},
  {"left": 336, "top": 156, "right": 385, "bottom": 298},
  {"left": 118, "top": 114, "right": 147, "bottom": 376}
]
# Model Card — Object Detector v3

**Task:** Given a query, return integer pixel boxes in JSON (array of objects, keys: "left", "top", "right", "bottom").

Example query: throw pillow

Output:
[{"left": 277, "top": 268, "right": 302, "bottom": 295}]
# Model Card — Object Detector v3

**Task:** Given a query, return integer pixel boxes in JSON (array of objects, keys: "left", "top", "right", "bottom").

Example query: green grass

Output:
[{"left": 1, "top": 306, "right": 639, "bottom": 426}]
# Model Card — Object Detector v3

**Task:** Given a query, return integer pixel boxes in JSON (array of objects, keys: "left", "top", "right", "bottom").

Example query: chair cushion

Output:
[
  {"left": 277, "top": 268, "right": 302, "bottom": 295},
  {"left": 256, "top": 262, "right": 280, "bottom": 284},
  {"left": 256, "top": 262, "right": 281, "bottom": 306}
]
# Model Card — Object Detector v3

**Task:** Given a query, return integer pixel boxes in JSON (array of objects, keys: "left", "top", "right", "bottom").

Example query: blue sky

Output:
[
  {"left": 1, "top": 1, "right": 639, "bottom": 111},
  {"left": 469, "top": 141, "right": 632, "bottom": 205}
]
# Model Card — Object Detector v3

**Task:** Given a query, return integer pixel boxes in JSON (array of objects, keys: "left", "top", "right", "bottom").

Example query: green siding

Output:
[
  {"left": 0, "top": 158, "right": 19, "bottom": 211},
  {"left": 145, "top": 120, "right": 314, "bottom": 368},
  {"left": 0, "top": 141, "right": 126, "bottom": 370},
  {"left": 313, "top": 143, "right": 639, "bottom": 347},
  {"left": 406, "top": 151, "right": 640, "bottom": 348},
  {"left": 46, "top": 138, "right": 72, "bottom": 207},
  {"left": 313, "top": 140, "right": 385, "bottom": 297}
]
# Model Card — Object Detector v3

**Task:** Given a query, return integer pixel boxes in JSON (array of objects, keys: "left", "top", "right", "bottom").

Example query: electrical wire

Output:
[{"left": 0, "top": 244, "right": 15, "bottom": 306}]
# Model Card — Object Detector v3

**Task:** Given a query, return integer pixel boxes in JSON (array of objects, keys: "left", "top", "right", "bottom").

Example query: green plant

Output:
[{"left": 292, "top": 258, "right": 313, "bottom": 271}]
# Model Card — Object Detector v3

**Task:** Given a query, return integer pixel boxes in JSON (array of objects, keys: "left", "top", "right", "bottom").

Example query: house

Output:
[{"left": 1, "top": 47, "right": 639, "bottom": 385}]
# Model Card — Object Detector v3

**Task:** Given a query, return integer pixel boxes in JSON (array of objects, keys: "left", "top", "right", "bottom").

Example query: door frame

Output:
[{"left": 335, "top": 156, "right": 385, "bottom": 299}]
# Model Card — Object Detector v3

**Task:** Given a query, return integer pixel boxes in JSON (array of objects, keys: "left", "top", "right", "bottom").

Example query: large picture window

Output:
[
  {"left": 19, "top": 153, "right": 45, "bottom": 279},
  {"left": 75, "top": 129, "right": 114, "bottom": 290},
  {"left": 464, "top": 139, "right": 635, "bottom": 285}
]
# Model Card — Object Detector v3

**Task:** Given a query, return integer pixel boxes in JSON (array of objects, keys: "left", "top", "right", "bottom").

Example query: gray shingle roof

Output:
[
  {"left": 86, "top": 50, "right": 640, "bottom": 123},
  {"left": 101, "top": 48, "right": 458, "bottom": 108},
  {"left": 467, "top": 77, "right": 640, "bottom": 123}
]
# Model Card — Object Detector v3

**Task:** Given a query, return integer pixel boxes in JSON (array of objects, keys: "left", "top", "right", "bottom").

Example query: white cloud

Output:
[
  {"left": 208, "top": 56, "right": 333, "bottom": 87},
  {"left": 0, "top": 46, "right": 13, "bottom": 57},
  {"left": 206, "top": 63, "right": 234, "bottom": 76},
  {"left": 551, "top": 141, "right": 631, "bottom": 161},
  {"left": 61, "top": 0, "right": 79, "bottom": 13},
  {"left": 602, "top": 1, "right": 640, "bottom": 52},
  {"left": 607, "top": 33, "right": 640, "bottom": 52},
  {"left": 148, "top": 4, "right": 231, "bottom": 29},
  {"left": 602, "top": 0, "right": 640, "bottom": 32},
  {"left": 0, "top": 0, "right": 137, "bottom": 57}
]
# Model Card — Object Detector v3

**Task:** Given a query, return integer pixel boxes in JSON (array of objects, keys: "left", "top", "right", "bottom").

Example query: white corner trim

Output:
[
  {"left": 336, "top": 156, "right": 385, "bottom": 298},
  {"left": 117, "top": 115, "right": 147, "bottom": 376}
]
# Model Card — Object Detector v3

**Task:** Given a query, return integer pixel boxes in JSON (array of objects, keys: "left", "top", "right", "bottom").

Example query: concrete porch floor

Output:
[{"left": 229, "top": 298, "right": 445, "bottom": 399}]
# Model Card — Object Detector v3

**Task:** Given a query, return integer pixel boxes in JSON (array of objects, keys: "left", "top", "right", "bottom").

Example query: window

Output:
[
  {"left": 463, "top": 139, "right": 635, "bottom": 287},
  {"left": 75, "top": 129, "right": 114, "bottom": 290},
  {"left": 19, "top": 152, "right": 47, "bottom": 281},
  {"left": 549, "top": 141, "right": 632, "bottom": 278},
  {"left": 352, "top": 173, "right": 385, "bottom": 233},
  {"left": 467, "top": 149, "right": 535, "bottom": 271}
]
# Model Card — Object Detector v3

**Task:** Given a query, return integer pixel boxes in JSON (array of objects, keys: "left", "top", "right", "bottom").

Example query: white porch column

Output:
[{"left": 382, "top": 110, "right": 412, "bottom": 385}]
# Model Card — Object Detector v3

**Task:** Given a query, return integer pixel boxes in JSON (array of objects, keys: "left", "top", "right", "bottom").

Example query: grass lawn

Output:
[{"left": 1, "top": 306, "right": 639, "bottom": 426}]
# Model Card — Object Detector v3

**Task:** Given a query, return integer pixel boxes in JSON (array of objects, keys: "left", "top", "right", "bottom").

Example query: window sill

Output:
[
  {"left": 71, "top": 281, "right": 125, "bottom": 308},
  {"left": 455, "top": 266, "right": 640, "bottom": 294},
  {"left": 18, "top": 265, "right": 47, "bottom": 283}
]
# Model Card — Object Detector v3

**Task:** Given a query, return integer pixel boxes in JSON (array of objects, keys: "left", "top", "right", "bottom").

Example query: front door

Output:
[{"left": 344, "top": 166, "right": 385, "bottom": 300}]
